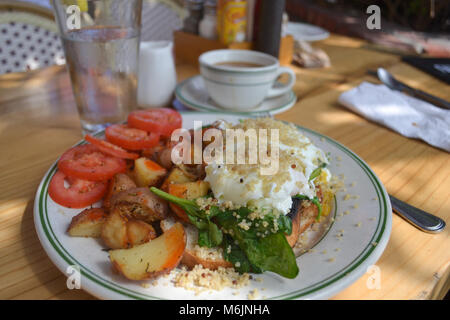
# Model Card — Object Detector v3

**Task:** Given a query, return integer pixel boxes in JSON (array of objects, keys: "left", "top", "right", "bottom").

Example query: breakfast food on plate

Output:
[
  {"left": 152, "top": 118, "right": 334, "bottom": 279},
  {"left": 67, "top": 208, "right": 107, "bottom": 238},
  {"left": 161, "top": 216, "right": 232, "bottom": 270},
  {"left": 109, "top": 223, "right": 186, "bottom": 280},
  {"left": 51, "top": 108, "right": 335, "bottom": 286}
]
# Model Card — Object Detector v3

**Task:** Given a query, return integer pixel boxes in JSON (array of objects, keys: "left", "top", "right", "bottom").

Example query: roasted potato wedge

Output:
[
  {"left": 110, "top": 222, "right": 186, "bottom": 280},
  {"left": 168, "top": 181, "right": 210, "bottom": 222},
  {"left": 67, "top": 208, "right": 107, "bottom": 238},
  {"left": 161, "top": 167, "right": 195, "bottom": 191},
  {"left": 168, "top": 180, "right": 210, "bottom": 200},
  {"left": 101, "top": 207, "right": 158, "bottom": 249},
  {"left": 103, "top": 173, "right": 137, "bottom": 210},
  {"left": 101, "top": 208, "right": 128, "bottom": 249},
  {"left": 126, "top": 220, "right": 157, "bottom": 246},
  {"left": 110, "top": 187, "right": 168, "bottom": 223},
  {"left": 133, "top": 157, "right": 167, "bottom": 188}
]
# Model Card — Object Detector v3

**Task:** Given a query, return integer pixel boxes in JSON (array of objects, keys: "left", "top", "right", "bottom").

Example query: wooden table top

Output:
[{"left": 0, "top": 34, "right": 449, "bottom": 300}]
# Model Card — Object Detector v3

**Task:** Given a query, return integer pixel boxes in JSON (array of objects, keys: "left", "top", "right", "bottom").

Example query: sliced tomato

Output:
[
  {"left": 85, "top": 135, "right": 139, "bottom": 160},
  {"left": 127, "top": 108, "right": 182, "bottom": 138},
  {"left": 105, "top": 124, "right": 159, "bottom": 151},
  {"left": 48, "top": 171, "right": 108, "bottom": 208},
  {"left": 58, "top": 144, "right": 126, "bottom": 181}
]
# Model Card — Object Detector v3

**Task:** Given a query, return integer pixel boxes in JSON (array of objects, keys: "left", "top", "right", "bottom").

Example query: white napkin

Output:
[{"left": 338, "top": 82, "right": 450, "bottom": 152}]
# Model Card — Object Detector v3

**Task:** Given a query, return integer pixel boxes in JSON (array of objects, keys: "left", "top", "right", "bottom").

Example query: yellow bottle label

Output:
[{"left": 219, "top": 1, "right": 247, "bottom": 45}]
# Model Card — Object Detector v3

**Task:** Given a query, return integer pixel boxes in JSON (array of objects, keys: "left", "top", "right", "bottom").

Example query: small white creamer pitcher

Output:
[{"left": 138, "top": 41, "right": 177, "bottom": 108}]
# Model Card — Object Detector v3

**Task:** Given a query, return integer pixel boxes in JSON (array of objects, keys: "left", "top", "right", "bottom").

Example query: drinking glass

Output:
[{"left": 52, "top": 0, "right": 143, "bottom": 133}]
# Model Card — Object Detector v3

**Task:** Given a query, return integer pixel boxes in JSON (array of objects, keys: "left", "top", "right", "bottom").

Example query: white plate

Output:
[
  {"left": 175, "top": 75, "right": 297, "bottom": 116},
  {"left": 286, "top": 22, "right": 330, "bottom": 42},
  {"left": 34, "top": 112, "right": 392, "bottom": 300}
]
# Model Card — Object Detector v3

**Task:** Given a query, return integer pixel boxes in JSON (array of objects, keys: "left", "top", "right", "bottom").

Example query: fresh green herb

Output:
[
  {"left": 309, "top": 168, "right": 321, "bottom": 181},
  {"left": 309, "top": 162, "right": 327, "bottom": 181},
  {"left": 293, "top": 194, "right": 322, "bottom": 222},
  {"left": 311, "top": 196, "right": 322, "bottom": 221}
]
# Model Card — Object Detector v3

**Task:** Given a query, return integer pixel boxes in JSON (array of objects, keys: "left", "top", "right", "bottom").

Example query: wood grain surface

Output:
[{"left": 0, "top": 34, "right": 449, "bottom": 300}]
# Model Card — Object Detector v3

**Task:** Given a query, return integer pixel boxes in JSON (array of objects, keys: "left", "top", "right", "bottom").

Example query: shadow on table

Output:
[{"left": 3, "top": 200, "right": 94, "bottom": 299}]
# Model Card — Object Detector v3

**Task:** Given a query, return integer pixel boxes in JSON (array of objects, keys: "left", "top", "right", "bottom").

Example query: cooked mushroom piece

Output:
[
  {"left": 103, "top": 173, "right": 137, "bottom": 210},
  {"left": 110, "top": 187, "right": 168, "bottom": 223}
]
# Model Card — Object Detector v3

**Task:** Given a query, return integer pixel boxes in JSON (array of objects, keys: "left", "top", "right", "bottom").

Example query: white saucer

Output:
[
  {"left": 286, "top": 22, "right": 330, "bottom": 42},
  {"left": 175, "top": 75, "right": 297, "bottom": 116}
]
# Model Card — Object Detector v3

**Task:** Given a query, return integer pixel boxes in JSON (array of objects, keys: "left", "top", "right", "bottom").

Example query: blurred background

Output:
[{"left": 1, "top": 0, "right": 448, "bottom": 74}]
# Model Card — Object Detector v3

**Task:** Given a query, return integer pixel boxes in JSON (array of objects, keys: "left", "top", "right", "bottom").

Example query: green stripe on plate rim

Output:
[
  {"left": 37, "top": 116, "right": 388, "bottom": 300},
  {"left": 175, "top": 76, "right": 296, "bottom": 116}
]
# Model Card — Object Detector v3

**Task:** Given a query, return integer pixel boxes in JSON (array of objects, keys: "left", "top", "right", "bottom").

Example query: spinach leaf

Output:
[
  {"left": 216, "top": 211, "right": 299, "bottom": 279},
  {"left": 187, "top": 214, "right": 208, "bottom": 230},
  {"left": 293, "top": 194, "right": 309, "bottom": 201},
  {"left": 249, "top": 212, "right": 292, "bottom": 236},
  {"left": 197, "top": 222, "right": 223, "bottom": 248},
  {"left": 222, "top": 235, "right": 262, "bottom": 274},
  {"left": 208, "top": 221, "right": 223, "bottom": 246},
  {"left": 277, "top": 214, "right": 293, "bottom": 235},
  {"left": 198, "top": 229, "right": 212, "bottom": 247}
]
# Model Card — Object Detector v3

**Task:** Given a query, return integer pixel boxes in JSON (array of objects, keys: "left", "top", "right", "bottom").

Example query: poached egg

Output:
[{"left": 204, "top": 119, "right": 330, "bottom": 215}]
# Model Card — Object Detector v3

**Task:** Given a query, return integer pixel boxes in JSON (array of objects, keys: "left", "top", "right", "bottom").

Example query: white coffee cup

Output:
[
  {"left": 199, "top": 49, "right": 296, "bottom": 110},
  {"left": 138, "top": 41, "right": 177, "bottom": 108}
]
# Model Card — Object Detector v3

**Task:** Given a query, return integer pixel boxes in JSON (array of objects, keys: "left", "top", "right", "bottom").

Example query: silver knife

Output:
[
  {"left": 389, "top": 195, "right": 446, "bottom": 233},
  {"left": 373, "top": 68, "right": 450, "bottom": 110}
]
